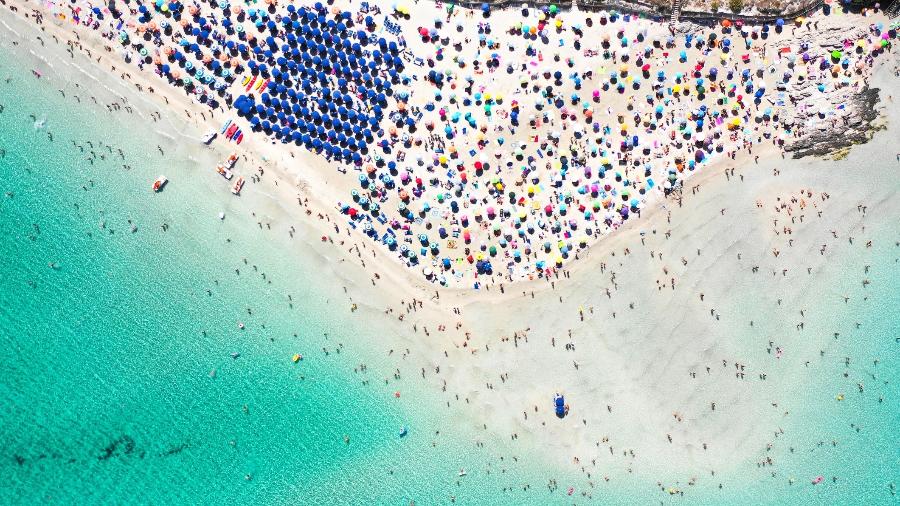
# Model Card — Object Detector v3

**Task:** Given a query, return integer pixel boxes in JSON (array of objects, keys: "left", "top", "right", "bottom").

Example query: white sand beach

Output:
[{"left": 2, "top": 0, "right": 898, "bottom": 500}]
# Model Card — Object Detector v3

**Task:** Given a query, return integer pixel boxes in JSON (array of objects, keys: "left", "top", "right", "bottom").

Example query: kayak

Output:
[{"left": 245, "top": 75, "right": 257, "bottom": 91}]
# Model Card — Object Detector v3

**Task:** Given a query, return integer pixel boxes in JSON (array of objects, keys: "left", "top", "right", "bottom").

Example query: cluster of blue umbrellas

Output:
[{"left": 211, "top": 4, "right": 406, "bottom": 163}]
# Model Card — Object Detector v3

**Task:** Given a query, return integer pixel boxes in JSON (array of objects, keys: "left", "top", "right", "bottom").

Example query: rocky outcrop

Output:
[
  {"left": 776, "top": 24, "right": 886, "bottom": 159},
  {"left": 784, "top": 86, "right": 881, "bottom": 158}
]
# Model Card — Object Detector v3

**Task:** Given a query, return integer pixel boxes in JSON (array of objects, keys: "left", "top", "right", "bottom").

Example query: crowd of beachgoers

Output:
[
  {"left": 22, "top": 0, "right": 897, "bottom": 287},
  {"left": 2, "top": 2, "right": 899, "bottom": 500}
]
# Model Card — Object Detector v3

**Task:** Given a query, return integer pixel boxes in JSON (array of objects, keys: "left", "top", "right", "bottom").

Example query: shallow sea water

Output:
[
  {"left": 0, "top": 30, "right": 558, "bottom": 505},
  {"left": 1, "top": 12, "right": 897, "bottom": 506}
]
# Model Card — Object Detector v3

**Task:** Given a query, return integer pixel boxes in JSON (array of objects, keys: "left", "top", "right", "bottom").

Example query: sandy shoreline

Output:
[
  {"left": 2, "top": 0, "right": 899, "bottom": 501},
  {"left": 9, "top": 0, "right": 895, "bottom": 290}
]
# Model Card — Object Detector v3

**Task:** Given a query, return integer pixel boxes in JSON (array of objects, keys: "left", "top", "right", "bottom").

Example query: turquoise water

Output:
[
  {"left": 0, "top": 34, "right": 560, "bottom": 504},
  {"left": 1, "top": 15, "right": 897, "bottom": 506},
  {"left": 688, "top": 212, "right": 900, "bottom": 505}
]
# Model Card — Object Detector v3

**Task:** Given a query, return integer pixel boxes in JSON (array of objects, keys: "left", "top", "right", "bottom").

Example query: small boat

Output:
[
  {"left": 152, "top": 176, "right": 167, "bottom": 192},
  {"left": 225, "top": 152, "right": 238, "bottom": 169},
  {"left": 215, "top": 164, "right": 233, "bottom": 180},
  {"left": 225, "top": 123, "right": 238, "bottom": 139},
  {"left": 201, "top": 130, "right": 217, "bottom": 144},
  {"left": 235, "top": 132, "right": 244, "bottom": 145},
  {"left": 231, "top": 128, "right": 242, "bottom": 141},
  {"left": 245, "top": 75, "right": 257, "bottom": 91},
  {"left": 812, "top": 476, "right": 824, "bottom": 485},
  {"left": 220, "top": 119, "right": 233, "bottom": 134},
  {"left": 292, "top": 353, "right": 303, "bottom": 363},
  {"left": 398, "top": 426, "right": 408, "bottom": 437},
  {"left": 241, "top": 75, "right": 251, "bottom": 86},
  {"left": 231, "top": 176, "right": 245, "bottom": 195},
  {"left": 458, "top": 469, "right": 467, "bottom": 477}
]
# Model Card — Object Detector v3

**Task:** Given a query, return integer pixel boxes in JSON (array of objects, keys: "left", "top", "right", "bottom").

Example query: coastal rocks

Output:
[
  {"left": 780, "top": 25, "right": 885, "bottom": 158},
  {"left": 785, "top": 86, "right": 882, "bottom": 159}
]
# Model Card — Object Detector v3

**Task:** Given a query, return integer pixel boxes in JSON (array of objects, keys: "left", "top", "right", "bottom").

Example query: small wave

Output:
[{"left": 0, "top": 19, "right": 21, "bottom": 38}]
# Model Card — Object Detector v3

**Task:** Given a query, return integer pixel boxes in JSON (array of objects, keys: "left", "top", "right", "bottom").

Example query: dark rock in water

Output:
[
  {"left": 98, "top": 443, "right": 115, "bottom": 461},
  {"left": 98, "top": 435, "right": 136, "bottom": 461},
  {"left": 786, "top": 86, "right": 881, "bottom": 159},
  {"left": 160, "top": 441, "right": 189, "bottom": 457}
]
